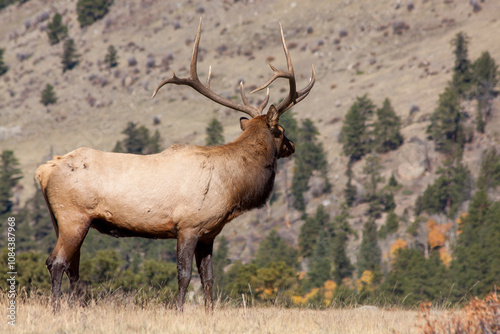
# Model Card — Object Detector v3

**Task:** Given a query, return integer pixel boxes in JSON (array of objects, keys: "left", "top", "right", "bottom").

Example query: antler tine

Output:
[
  {"left": 206, "top": 65, "right": 212, "bottom": 88},
  {"left": 240, "top": 81, "right": 270, "bottom": 114},
  {"left": 251, "top": 23, "right": 315, "bottom": 116},
  {"left": 282, "top": 64, "right": 315, "bottom": 112},
  {"left": 151, "top": 18, "right": 262, "bottom": 118},
  {"left": 257, "top": 88, "right": 270, "bottom": 114}
]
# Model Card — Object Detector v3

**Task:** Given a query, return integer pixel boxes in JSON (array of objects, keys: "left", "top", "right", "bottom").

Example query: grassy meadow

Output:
[{"left": 0, "top": 295, "right": 425, "bottom": 334}]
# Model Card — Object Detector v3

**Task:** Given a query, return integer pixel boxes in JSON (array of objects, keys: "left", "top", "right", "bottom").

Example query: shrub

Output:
[
  {"left": 104, "top": 45, "right": 118, "bottom": 68},
  {"left": 61, "top": 38, "right": 79, "bottom": 72},
  {"left": 418, "top": 293, "right": 500, "bottom": 334},
  {"left": 77, "top": 0, "right": 113, "bottom": 28},
  {"left": 40, "top": 83, "right": 57, "bottom": 106},
  {"left": 47, "top": 13, "right": 68, "bottom": 45},
  {"left": 0, "top": 48, "right": 8, "bottom": 76}
]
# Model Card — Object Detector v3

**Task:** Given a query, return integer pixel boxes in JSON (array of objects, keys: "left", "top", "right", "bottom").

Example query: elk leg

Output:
[
  {"left": 66, "top": 248, "right": 81, "bottom": 302},
  {"left": 176, "top": 232, "right": 198, "bottom": 311},
  {"left": 46, "top": 217, "right": 89, "bottom": 312},
  {"left": 195, "top": 239, "right": 214, "bottom": 312}
]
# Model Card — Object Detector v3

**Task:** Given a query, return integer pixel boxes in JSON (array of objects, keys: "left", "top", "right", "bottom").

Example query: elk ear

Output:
[
  {"left": 240, "top": 117, "right": 250, "bottom": 131},
  {"left": 266, "top": 105, "right": 279, "bottom": 130}
]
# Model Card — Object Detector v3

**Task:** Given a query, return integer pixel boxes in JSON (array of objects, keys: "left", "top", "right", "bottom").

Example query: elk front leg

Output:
[
  {"left": 195, "top": 239, "right": 214, "bottom": 312},
  {"left": 176, "top": 232, "right": 198, "bottom": 311}
]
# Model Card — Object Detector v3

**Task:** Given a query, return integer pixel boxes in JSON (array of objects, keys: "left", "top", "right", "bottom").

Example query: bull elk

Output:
[{"left": 36, "top": 19, "right": 315, "bottom": 312}]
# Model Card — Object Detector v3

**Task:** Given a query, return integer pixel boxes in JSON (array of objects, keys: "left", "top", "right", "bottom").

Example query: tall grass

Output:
[
  {"left": 1, "top": 290, "right": 497, "bottom": 333},
  {"left": 0, "top": 291, "right": 420, "bottom": 334}
]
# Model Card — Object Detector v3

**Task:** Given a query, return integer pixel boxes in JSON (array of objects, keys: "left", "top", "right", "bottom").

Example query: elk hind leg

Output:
[
  {"left": 46, "top": 215, "right": 89, "bottom": 312},
  {"left": 195, "top": 239, "right": 214, "bottom": 312},
  {"left": 66, "top": 248, "right": 82, "bottom": 302}
]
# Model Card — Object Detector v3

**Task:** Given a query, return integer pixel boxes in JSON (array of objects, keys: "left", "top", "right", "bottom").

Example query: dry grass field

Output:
[{"left": 0, "top": 296, "right": 423, "bottom": 334}]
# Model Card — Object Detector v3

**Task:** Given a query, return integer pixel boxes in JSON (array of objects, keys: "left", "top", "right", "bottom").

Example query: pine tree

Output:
[
  {"left": 451, "top": 32, "right": 473, "bottom": 97},
  {"left": 362, "top": 154, "right": 388, "bottom": 218},
  {"left": 305, "top": 230, "right": 332, "bottom": 291},
  {"left": 385, "top": 211, "right": 399, "bottom": 235},
  {"left": 451, "top": 190, "right": 496, "bottom": 298},
  {"left": 382, "top": 248, "right": 452, "bottom": 305},
  {"left": 331, "top": 208, "right": 354, "bottom": 284},
  {"left": 77, "top": 0, "right": 114, "bottom": 28},
  {"left": 113, "top": 122, "right": 162, "bottom": 155},
  {"left": 477, "top": 148, "right": 500, "bottom": 191},
  {"left": 298, "top": 205, "right": 329, "bottom": 258},
  {"left": 472, "top": 51, "right": 499, "bottom": 132},
  {"left": 415, "top": 163, "right": 471, "bottom": 217},
  {"left": 426, "top": 86, "right": 464, "bottom": 156},
  {"left": 357, "top": 218, "right": 381, "bottom": 278},
  {"left": 344, "top": 162, "right": 357, "bottom": 207},
  {"left": 340, "top": 94, "right": 375, "bottom": 162},
  {"left": 104, "top": 45, "right": 119, "bottom": 68},
  {"left": 0, "top": 48, "right": 8, "bottom": 76},
  {"left": 372, "top": 98, "right": 403, "bottom": 153},
  {"left": 291, "top": 119, "right": 330, "bottom": 211},
  {"left": 212, "top": 236, "right": 230, "bottom": 292},
  {"left": 61, "top": 38, "right": 79, "bottom": 72},
  {"left": 0, "top": 150, "right": 22, "bottom": 215},
  {"left": 205, "top": 118, "right": 224, "bottom": 146},
  {"left": 47, "top": 13, "right": 68, "bottom": 45},
  {"left": 254, "top": 230, "right": 298, "bottom": 269},
  {"left": 40, "top": 83, "right": 57, "bottom": 106}
]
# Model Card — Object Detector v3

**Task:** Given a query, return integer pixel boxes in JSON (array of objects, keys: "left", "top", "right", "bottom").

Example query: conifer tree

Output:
[
  {"left": 426, "top": 86, "right": 464, "bottom": 156},
  {"left": 357, "top": 218, "right": 381, "bottom": 278},
  {"left": 291, "top": 119, "right": 330, "bottom": 211},
  {"left": 113, "top": 122, "right": 162, "bottom": 155},
  {"left": 477, "top": 148, "right": 500, "bottom": 191},
  {"left": 382, "top": 248, "right": 452, "bottom": 305},
  {"left": 40, "top": 83, "right": 57, "bottom": 106},
  {"left": 61, "top": 38, "right": 79, "bottom": 72},
  {"left": 0, "top": 48, "right": 8, "bottom": 76},
  {"left": 77, "top": 0, "right": 114, "bottom": 28},
  {"left": 340, "top": 94, "right": 375, "bottom": 162},
  {"left": 254, "top": 230, "right": 298, "bottom": 269},
  {"left": 344, "top": 162, "right": 357, "bottom": 207},
  {"left": 331, "top": 208, "right": 354, "bottom": 284},
  {"left": 212, "top": 236, "right": 230, "bottom": 292},
  {"left": 0, "top": 150, "right": 22, "bottom": 215},
  {"left": 205, "top": 118, "right": 224, "bottom": 146},
  {"left": 451, "top": 32, "right": 473, "bottom": 97},
  {"left": 415, "top": 163, "right": 471, "bottom": 218},
  {"left": 298, "top": 205, "right": 329, "bottom": 258},
  {"left": 472, "top": 51, "right": 499, "bottom": 132},
  {"left": 372, "top": 98, "right": 403, "bottom": 153},
  {"left": 104, "top": 45, "right": 119, "bottom": 68},
  {"left": 47, "top": 13, "right": 68, "bottom": 45},
  {"left": 305, "top": 230, "right": 332, "bottom": 291},
  {"left": 451, "top": 190, "right": 500, "bottom": 298}
]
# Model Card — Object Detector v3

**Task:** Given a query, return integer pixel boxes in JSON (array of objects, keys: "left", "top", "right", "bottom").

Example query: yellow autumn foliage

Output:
[
  {"left": 426, "top": 219, "right": 452, "bottom": 249},
  {"left": 355, "top": 270, "right": 374, "bottom": 291},
  {"left": 390, "top": 238, "right": 407, "bottom": 259}
]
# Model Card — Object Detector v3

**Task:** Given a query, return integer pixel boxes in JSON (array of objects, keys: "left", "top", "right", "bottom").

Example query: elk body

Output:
[{"left": 36, "top": 19, "right": 314, "bottom": 312}]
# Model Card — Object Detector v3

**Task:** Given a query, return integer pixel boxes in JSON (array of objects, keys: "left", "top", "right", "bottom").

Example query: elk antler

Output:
[
  {"left": 151, "top": 18, "right": 269, "bottom": 118},
  {"left": 251, "top": 23, "right": 316, "bottom": 116}
]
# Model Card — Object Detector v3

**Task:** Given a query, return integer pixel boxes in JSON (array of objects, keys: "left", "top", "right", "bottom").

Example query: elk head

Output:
[{"left": 151, "top": 19, "right": 315, "bottom": 159}]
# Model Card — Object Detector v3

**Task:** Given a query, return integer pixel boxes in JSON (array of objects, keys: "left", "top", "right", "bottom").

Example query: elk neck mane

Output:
[{"left": 187, "top": 117, "right": 278, "bottom": 214}]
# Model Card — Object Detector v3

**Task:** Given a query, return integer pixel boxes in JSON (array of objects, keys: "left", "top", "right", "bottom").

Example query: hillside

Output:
[{"left": 1, "top": 0, "right": 500, "bottom": 265}]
